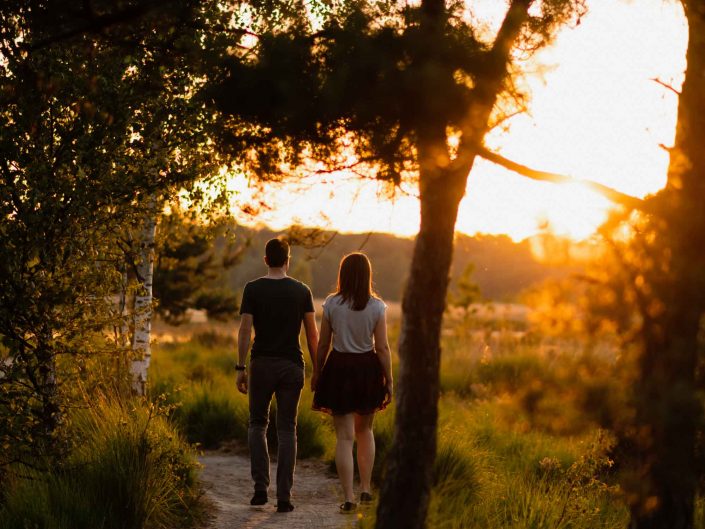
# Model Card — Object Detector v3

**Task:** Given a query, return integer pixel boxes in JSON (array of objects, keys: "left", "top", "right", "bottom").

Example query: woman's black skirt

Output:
[{"left": 313, "top": 350, "right": 388, "bottom": 416}]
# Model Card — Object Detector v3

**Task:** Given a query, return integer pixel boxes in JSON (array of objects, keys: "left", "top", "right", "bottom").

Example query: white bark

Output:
[
  {"left": 130, "top": 198, "right": 158, "bottom": 396},
  {"left": 117, "top": 263, "right": 130, "bottom": 380},
  {"left": 0, "top": 356, "right": 12, "bottom": 380}
]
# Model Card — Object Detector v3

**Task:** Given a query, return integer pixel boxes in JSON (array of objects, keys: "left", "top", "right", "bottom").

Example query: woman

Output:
[{"left": 312, "top": 252, "right": 393, "bottom": 513}]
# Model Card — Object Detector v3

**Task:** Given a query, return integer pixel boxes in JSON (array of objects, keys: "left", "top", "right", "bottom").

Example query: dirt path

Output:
[{"left": 199, "top": 451, "right": 366, "bottom": 529}]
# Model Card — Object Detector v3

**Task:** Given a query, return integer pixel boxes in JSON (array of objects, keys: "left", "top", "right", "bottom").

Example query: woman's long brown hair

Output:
[{"left": 335, "top": 252, "right": 374, "bottom": 311}]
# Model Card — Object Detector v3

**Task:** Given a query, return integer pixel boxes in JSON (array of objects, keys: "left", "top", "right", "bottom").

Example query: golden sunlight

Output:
[{"left": 229, "top": 0, "right": 688, "bottom": 242}]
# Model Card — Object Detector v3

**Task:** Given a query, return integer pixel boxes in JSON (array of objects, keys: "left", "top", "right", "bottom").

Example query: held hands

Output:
[
  {"left": 310, "top": 370, "right": 320, "bottom": 392},
  {"left": 236, "top": 370, "right": 248, "bottom": 394},
  {"left": 383, "top": 380, "right": 394, "bottom": 406}
]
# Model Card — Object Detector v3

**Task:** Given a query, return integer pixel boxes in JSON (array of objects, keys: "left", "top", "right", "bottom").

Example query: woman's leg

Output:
[
  {"left": 354, "top": 413, "right": 375, "bottom": 494},
  {"left": 333, "top": 413, "right": 356, "bottom": 503}
]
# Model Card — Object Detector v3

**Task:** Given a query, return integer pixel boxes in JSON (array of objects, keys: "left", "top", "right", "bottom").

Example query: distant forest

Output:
[{"left": 223, "top": 227, "right": 581, "bottom": 303}]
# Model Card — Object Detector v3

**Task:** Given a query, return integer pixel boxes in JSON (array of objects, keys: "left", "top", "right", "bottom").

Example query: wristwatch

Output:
[{"left": 235, "top": 364, "right": 247, "bottom": 371}]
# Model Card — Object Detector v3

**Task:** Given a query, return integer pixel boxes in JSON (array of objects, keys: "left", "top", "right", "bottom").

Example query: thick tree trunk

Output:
[
  {"left": 130, "top": 201, "right": 158, "bottom": 396},
  {"left": 375, "top": 133, "right": 467, "bottom": 529},
  {"left": 628, "top": 2, "right": 705, "bottom": 528},
  {"left": 629, "top": 323, "right": 700, "bottom": 529},
  {"left": 375, "top": 2, "right": 532, "bottom": 528}
]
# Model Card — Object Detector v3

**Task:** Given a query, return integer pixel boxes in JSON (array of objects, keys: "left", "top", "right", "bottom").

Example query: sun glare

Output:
[{"left": 228, "top": 0, "right": 688, "bottom": 242}]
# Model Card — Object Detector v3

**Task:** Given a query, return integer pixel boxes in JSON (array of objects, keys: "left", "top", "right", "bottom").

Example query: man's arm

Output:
[
  {"left": 303, "top": 312, "right": 319, "bottom": 369},
  {"left": 236, "top": 313, "right": 253, "bottom": 394}
]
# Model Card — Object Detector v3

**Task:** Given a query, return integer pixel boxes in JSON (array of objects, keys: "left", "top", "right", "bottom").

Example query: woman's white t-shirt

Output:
[{"left": 322, "top": 294, "right": 386, "bottom": 353}]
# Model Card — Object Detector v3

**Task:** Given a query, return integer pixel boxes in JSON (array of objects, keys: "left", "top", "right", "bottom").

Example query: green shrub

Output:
[
  {"left": 474, "top": 353, "right": 547, "bottom": 393},
  {"left": 0, "top": 398, "right": 203, "bottom": 529},
  {"left": 172, "top": 384, "right": 248, "bottom": 449},
  {"left": 433, "top": 440, "right": 480, "bottom": 491},
  {"left": 192, "top": 330, "right": 235, "bottom": 349}
]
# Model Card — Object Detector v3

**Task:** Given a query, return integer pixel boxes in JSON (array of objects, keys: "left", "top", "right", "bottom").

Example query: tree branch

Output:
[
  {"left": 24, "top": 0, "right": 177, "bottom": 51},
  {"left": 450, "top": 0, "right": 533, "bottom": 179},
  {"left": 476, "top": 145, "right": 648, "bottom": 211},
  {"left": 651, "top": 77, "right": 681, "bottom": 96}
]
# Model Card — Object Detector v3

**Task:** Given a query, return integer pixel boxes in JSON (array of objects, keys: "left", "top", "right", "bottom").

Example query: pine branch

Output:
[{"left": 476, "top": 145, "right": 648, "bottom": 211}]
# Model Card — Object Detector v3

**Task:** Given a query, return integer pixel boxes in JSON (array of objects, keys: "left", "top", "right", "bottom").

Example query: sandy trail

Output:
[{"left": 199, "top": 451, "right": 365, "bottom": 529}]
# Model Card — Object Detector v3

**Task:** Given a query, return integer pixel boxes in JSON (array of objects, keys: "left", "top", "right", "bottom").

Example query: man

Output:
[{"left": 236, "top": 237, "right": 319, "bottom": 513}]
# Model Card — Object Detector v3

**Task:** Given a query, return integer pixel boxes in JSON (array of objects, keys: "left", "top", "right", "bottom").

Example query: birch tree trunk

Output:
[
  {"left": 37, "top": 324, "right": 59, "bottom": 434},
  {"left": 130, "top": 198, "right": 158, "bottom": 396},
  {"left": 375, "top": 2, "right": 532, "bottom": 527},
  {"left": 116, "top": 261, "right": 131, "bottom": 389},
  {"left": 628, "top": 2, "right": 705, "bottom": 527}
]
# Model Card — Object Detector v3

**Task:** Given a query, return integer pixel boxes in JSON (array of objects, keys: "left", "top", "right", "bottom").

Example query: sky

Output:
[{"left": 227, "top": 0, "right": 688, "bottom": 242}]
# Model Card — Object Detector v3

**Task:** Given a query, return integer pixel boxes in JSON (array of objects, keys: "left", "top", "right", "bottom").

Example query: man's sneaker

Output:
[
  {"left": 250, "top": 491, "right": 268, "bottom": 505},
  {"left": 276, "top": 500, "right": 295, "bottom": 512}
]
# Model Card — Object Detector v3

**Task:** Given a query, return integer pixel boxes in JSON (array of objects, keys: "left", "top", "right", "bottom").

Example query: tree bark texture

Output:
[
  {"left": 375, "top": 136, "right": 467, "bottom": 529},
  {"left": 628, "top": 2, "right": 705, "bottom": 528},
  {"left": 130, "top": 200, "right": 158, "bottom": 396},
  {"left": 36, "top": 325, "right": 59, "bottom": 435},
  {"left": 375, "top": 2, "right": 532, "bottom": 528}
]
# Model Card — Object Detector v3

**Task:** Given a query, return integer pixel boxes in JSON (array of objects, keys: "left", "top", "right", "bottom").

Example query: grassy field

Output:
[
  {"left": 0, "top": 396, "right": 204, "bottom": 529},
  {"left": 146, "top": 307, "right": 650, "bottom": 529}
]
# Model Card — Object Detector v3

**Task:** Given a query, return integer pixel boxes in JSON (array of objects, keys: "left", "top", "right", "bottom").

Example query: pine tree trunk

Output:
[
  {"left": 628, "top": 2, "right": 705, "bottom": 527},
  {"left": 375, "top": 135, "right": 467, "bottom": 529},
  {"left": 130, "top": 200, "right": 158, "bottom": 396},
  {"left": 375, "top": 3, "right": 532, "bottom": 527}
]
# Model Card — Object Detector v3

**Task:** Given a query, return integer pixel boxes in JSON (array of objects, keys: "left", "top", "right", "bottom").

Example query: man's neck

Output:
[{"left": 266, "top": 267, "right": 288, "bottom": 279}]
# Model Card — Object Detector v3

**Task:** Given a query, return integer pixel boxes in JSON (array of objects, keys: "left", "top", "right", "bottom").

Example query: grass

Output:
[
  {"left": 0, "top": 397, "right": 203, "bottom": 529},
  {"left": 150, "top": 331, "right": 333, "bottom": 458},
  {"left": 426, "top": 398, "right": 626, "bottom": 528},
  {"left": 149, "top": 322, "right": 705, "bottom": 529},
  {"left": 354, "top": 399, "right": 627, "bottom": 529},
  {"left": 172, "top": 383, "right": 249, "bottom": 449}
]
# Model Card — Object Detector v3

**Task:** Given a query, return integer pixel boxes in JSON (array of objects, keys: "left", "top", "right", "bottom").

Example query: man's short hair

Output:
[{"left": 265, "top": 238, "right": 290, "bottom": 268}]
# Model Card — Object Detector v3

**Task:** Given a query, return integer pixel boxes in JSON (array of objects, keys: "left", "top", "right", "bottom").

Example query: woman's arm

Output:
[
  {"left": 373, "top": 311, "right": 393, "bottom": 404},
  {"left": 312, "top": 316, "right": 332, "bottom": 391}
]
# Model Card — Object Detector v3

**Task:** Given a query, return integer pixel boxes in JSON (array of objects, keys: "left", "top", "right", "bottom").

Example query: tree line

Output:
[{"left": 220, "top": 226, "right": 580, "bottom": 303}]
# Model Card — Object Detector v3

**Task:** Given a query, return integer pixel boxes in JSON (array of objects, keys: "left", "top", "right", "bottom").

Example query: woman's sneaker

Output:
[{"left": 339, "top": 501, "right": 357, "bottom": 513}]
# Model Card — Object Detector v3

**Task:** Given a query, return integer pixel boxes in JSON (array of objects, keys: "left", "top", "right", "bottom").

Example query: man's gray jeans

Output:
[{"left": 248, "top": 356, "right": 304, "bottom": 502}]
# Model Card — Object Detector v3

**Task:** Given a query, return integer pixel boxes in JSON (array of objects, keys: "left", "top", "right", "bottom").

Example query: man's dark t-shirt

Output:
[{"left": 239, "top": 277, "right": 314, "bottom": 367}]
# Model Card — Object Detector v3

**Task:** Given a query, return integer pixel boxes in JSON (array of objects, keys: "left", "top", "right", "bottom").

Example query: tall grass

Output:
[
  {"left": 152, "top": 326, "right": 631, "bottom": 529},
  {"left": 0, "top": 398, "right": 203, "bottom": 529},
  {"left": 151, "top": 320, "right": 705, "bottom": 529},
  {"left": 172, "top": 383, "right": 249, "bottom": 449},
  {"left": 355, "top": 399, "right": 627, "bottom": 529},
  {"left": 151, "top": 332, "right": 333, "bottom": 458}
]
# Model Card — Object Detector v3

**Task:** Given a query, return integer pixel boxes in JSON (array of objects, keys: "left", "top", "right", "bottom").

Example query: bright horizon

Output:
[{"left": 226, "top": 0, "right": 688, "bottom": 242}]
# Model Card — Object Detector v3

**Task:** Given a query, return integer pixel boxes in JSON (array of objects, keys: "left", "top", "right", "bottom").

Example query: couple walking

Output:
[{"left": 235, "top": 237, "right": 394, "bottom": 513}]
